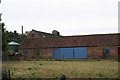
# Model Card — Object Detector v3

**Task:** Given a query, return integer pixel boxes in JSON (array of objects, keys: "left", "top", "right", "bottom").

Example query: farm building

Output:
[{"left": 18, "top": 29, "right": 119, "bottom": 59}]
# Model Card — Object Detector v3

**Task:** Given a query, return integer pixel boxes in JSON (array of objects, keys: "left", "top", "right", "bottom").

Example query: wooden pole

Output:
[
  {"left": 8, "top": 69, "right": 10, "bottom": 79},
  {"left": 22, "top": 26, "right": 23, "bottom": 34}
]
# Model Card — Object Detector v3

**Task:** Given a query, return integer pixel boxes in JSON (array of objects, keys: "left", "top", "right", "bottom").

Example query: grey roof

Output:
[
  {"left": 32, "top": 29, "right": 61, "bottom": 38},
  {"left": 8, "top": 41, "right": 19, "bottom": 45}
]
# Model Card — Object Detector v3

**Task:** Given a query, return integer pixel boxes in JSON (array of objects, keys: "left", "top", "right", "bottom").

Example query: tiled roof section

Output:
[
  {"left": 19, "top": 33, "right": 119, "bottom": 49},
  {"left": 26, "top": 29, "right": 61, "bottom": 38},
  {"left": 33, "top": 29, "right": 55, "bottom": 36}
]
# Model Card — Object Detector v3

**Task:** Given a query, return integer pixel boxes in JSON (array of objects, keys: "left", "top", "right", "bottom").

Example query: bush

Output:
[
  {"left": 60, "top": 75, "right": 66, "bottom": 80},
  {"left": 2, "top": 69, "right": 11, "bottom": 80}
]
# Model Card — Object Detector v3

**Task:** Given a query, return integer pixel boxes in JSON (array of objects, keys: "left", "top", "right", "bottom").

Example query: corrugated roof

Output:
[{"left": 8, "top": 41, "right": 19, "bottom": 45}]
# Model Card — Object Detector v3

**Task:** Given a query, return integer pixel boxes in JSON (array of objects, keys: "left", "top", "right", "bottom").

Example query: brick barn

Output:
[{"left": 18, "top": 29, "right": 119, "bottom": 59}]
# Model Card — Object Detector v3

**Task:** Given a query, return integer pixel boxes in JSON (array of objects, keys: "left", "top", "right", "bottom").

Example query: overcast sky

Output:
[{"left": 0, "top": 0, "right": 119, "bottom": 36}]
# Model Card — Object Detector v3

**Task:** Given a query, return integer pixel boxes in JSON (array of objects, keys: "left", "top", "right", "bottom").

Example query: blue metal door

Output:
[
  {"left": 60, "top": 48, "right": 74, "bottom": 59},
  {"left": 74, "top": 47, "right": 87, "bottom": 59},
  {"left": 53, "top": 47, "right": 88, "bottom": 59},
  {"left": 53, "top": 49, "right": 60, "bottom": 59},
  {"left": 24, "top": 50, "right": 28, "bottom": 56}
]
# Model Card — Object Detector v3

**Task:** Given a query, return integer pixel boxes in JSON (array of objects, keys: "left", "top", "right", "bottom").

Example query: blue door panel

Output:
[
  {"left": 74, "top": 47, "right": 87, "bottom": 58},
  {"left": 53, "top": 49, "right": 60, "bottom": 59},
  {"left": 24, "top": 50, "right": 28, "bottom": 56},
  {"left": 60, "top": 48, "right": 73, "bottom": 59},
  {"left": 53, "top": 47, "right": 88, "bottom": 59}
]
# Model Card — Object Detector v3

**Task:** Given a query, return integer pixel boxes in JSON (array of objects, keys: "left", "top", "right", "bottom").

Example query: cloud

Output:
[{"left": 0, "top": 0, "right": 118, "bottom": 35}]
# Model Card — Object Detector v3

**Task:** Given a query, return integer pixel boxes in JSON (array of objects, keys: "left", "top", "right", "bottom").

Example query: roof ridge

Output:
[
  {"left": 64, "top": 33, "right": 119, "bottom": 37},
  {"left": 32, "top": 29, "right": 53, "bottom": 35}
]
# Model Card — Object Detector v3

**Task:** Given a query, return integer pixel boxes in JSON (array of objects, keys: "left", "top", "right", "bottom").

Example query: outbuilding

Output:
[
  {"left": 18, "top": 30, "right": 119, "bottom": 59},
  {"left": 8, "top": 41, "right": 19, "bottom": 54}
]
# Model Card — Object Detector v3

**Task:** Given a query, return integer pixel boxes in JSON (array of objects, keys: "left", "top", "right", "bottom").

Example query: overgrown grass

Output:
[
  {"left": 25, "top": 58, "right": 118, "bottom": 62},
  {"left": 3, "top": 60, "right": 118, "bottom": 78}
]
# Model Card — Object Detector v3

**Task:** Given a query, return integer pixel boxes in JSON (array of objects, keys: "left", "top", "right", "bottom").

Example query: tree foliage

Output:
[
  {"left": 1, "top": 23, "right": 26, "bottom": 52},
  {"left": 6, "top": 31, "right": 26, "bottom": 43},
  {"left": 2, "top": 23, "right": 5, "bottom": 32}
]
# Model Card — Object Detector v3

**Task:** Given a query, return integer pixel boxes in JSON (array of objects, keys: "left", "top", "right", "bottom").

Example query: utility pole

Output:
[
  {"left": 0, "top": 1, "right": 2, "bottom": 80},
  {"left": 22, "top": 26, "right": 23, "bottom": 34},
  {"left": 0, "top": 13, "right": 1, "bottom": 22}
]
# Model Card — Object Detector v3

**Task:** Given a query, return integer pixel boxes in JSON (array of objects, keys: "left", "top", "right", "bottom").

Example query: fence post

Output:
[{"left": 8, "top": 69, "right": 10, "bottom": 79}]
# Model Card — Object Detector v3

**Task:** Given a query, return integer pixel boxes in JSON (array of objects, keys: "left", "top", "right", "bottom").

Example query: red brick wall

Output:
[
  {"left": 88, "top": 46, "right": 118, "bottom": 59},
  {"left": 18, "top": 48, "right": 53, "bottom": 59},
  {"left": 19, "top": 47, "right": 118, "bottom": 59},
  {"left": 39, "top": 48, "right": 53, "bottom": 58}
]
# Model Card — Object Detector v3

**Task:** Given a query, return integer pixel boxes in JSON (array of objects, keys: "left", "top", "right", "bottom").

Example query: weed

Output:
[
  {"left": 97, "top": 73, "right": 104, "bottom": 77},
  {"left": 31, "top": 73, "right": 35, "bottom": 75},
  {"left": 60, "top": 74, "right": 66, "bottom": 80},
  {"left": 38, "top": 63, "right": 43, "bottom": 66},
  {"left": 27, "top": 68, "right": 37, "bottom": 71},
  {"left": 97, "top": 59, "right": 101, "bottom": 61},
  {"left": 8, "top": 67, "right": 18, "bottom": 71}
]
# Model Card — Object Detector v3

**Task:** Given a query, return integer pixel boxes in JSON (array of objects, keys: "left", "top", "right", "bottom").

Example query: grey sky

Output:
[{"left": 0, "top": 0, "right": 119, "bottom": 36}]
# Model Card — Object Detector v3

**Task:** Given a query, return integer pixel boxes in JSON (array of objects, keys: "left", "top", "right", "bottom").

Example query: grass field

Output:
[{"left": 3, "top": 59, "right": 118, "bottom": 78}]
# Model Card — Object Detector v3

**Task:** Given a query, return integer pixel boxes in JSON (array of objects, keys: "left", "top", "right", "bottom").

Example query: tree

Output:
[
  {"left": 5, "top": 30, "right": 26, "bottom": 43},
  {"left": 25, "top": 31, "right": 30, "bottom": 36},
  {"left": 14, "top": 30, "right": 17, "bottom": 34},
  {"left": 2, "top": 23, "right": 5, "bottom": 32},
  {"left": 2, "top": 23, "right": 8, "bottom": 52},
  {"left": 1, "top": 23, "right": 27, "bottom": 52}
]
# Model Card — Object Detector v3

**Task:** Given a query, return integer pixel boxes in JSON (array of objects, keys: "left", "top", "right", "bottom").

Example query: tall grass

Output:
[{"left": 3, "top": 60, "right": 118, "bottom": 78}]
